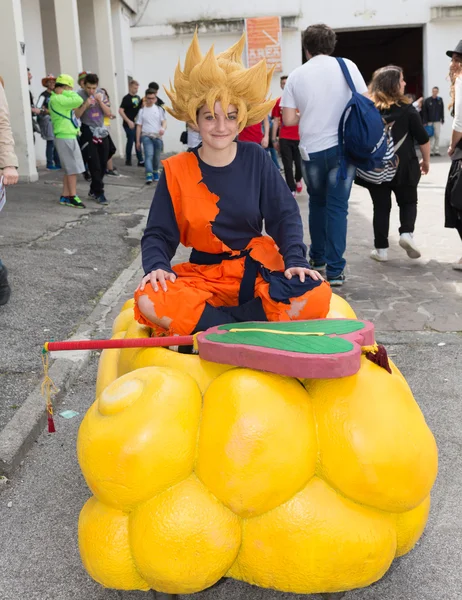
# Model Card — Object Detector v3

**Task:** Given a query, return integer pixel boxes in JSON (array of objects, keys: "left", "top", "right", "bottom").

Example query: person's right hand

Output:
[
  {"left": 128, "top": 120, "right": 135, "bottom": 130},
  {"left": 420, "top": 159, "right": 430, "bottom": 175},
  {"left": 138, "top": 269, "right": 176, "bottom": 293},
  {"left": 2, "top": 167, "right": 18, "bottom": 185},
  {"left": 136, "top": 141, "right": 141, "bottom": 152},
  {"left": 273, "top": 140, "right": 280, "bottom": 152}
]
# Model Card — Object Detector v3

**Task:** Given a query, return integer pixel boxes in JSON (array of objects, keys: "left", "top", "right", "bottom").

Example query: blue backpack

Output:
[{"left": 336, "top": 57, "right": 388, "bottom": 178}]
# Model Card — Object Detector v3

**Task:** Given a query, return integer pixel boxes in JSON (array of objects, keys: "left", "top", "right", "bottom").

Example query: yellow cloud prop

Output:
[
  {"left": 78, "top": 296, "right": 438, "bottom": 595},
  {"left": 164, "top": 31, "right": 276, "bottom": 131}
]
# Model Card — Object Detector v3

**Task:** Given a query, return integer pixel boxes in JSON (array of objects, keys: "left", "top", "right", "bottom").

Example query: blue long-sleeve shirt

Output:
[{"left": 141, "top": 141, "right": 309, "bottom": 275}]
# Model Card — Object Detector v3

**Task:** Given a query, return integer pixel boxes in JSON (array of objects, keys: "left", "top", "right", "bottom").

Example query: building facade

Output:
[
  {"left": 1, "top": 0, "right": 461, "bottom": 180},
  {"left": 0, "top": 0, "right": 136, "bottom": 181},
  {"left": 131, "top": 0, "right": 462, "bottom": 153}
]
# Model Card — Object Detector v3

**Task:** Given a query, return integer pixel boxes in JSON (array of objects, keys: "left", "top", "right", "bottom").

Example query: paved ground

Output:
[
  {"left": 0, "top": 154, "right": 461, "bottom": 599},
  {"left": 0, "top": 162, "right": 152, "bottom": 430}
]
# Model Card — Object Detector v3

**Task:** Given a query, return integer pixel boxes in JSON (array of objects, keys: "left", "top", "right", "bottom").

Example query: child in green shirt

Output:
[{"left": 48, "top": 74, "right": 86, "bottom": 208}]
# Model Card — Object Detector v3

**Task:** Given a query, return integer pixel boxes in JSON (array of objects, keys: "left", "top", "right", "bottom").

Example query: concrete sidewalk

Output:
[{"left": 0, "top": 160, "right": 153, "bottom": 462}]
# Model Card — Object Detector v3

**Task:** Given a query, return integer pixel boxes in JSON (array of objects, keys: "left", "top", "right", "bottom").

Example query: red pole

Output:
[{"left": 44, "top": 335, "right": 195, "bottom": 353}]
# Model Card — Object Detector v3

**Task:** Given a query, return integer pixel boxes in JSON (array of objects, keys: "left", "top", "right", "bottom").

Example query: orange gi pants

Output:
[{"left": 135, "top": 252, "right": 331, "bottom": 337}]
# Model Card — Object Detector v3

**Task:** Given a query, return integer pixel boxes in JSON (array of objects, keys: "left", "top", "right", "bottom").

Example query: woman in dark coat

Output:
[
  {"left": 356, "top": 66, "right": 430, "bottom": 262},
  {"left": 445, "top": 42, "right": 462, "bottom": 270}
]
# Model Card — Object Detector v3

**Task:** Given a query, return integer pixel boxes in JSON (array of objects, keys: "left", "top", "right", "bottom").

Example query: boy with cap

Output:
[{"left": 48, "top": 74, "right": 86, "bottom": 208}]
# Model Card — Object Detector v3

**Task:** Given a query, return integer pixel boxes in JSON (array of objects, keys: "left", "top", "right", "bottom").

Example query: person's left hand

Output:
[
  {"left": 261, "top": 135, "right": 269, "bottom": 149},
  {"left": 284, "top": 266, "right": 324, "bottom": 282},
  {"left": 159, "top": 128, "right": 165, "bottom": 136},
  {"left": 2, "top": 167, "right": 18, "bottom": 186},
  {"left": 448, "top": 146, "right": 455, "bottom": 157},
  {"left": 420, "top": 159, "right": 430, "bottom": 175}
]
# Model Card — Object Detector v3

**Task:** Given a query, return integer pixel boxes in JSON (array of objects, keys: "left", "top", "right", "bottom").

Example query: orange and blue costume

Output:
[{"left": 134, "top": 142, "right": 331, "bottom": 336}]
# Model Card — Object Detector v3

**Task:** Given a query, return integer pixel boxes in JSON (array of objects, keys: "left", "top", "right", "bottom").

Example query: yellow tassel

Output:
[{"left": 41, "top": 350, "right": 58, "bottom": 433}]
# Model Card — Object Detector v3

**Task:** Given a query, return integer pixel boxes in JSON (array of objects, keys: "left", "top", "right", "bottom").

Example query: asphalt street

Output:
[
  {"left": 0, "top": 162, "right": 152, "bottom": 430},
  {"left": 0, "top": 155, "right": 461, "bottom": 600}
]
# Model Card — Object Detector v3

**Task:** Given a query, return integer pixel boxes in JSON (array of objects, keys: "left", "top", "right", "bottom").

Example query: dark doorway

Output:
[
  {"left": 335, "top": 27, "right": 424, "bottom": 98},
  {"left": 302, "top": 27, "right": 424, "bottom": 98}
]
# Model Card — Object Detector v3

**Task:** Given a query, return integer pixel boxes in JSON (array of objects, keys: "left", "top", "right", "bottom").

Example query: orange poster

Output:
[{"left": 245, "top": 16, "right": 282, "bottom": 72}]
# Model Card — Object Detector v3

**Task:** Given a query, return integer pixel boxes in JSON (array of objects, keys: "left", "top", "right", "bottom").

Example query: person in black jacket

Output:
[
  {"left": 356, "top": 65, "right": 430, "bottom": 262},
  {"left": 445, "top": 42, "right": 462, "bottom": 270},
  {"left": 422, "top": 87, "right": 445, "bottom": 156}
]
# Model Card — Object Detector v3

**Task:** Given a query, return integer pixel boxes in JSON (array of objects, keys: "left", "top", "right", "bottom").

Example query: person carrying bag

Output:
[{"left": 355, "top": 65, "right": 430, "bottom": 263}]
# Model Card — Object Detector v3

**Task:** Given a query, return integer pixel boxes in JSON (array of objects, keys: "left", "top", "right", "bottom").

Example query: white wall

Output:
[
  {"left": 130, "top": 0, "right": 462, "bottom": 150},
  {"left": 302, "top": 0, "right": 428, "bottom": 30},
  {"left": 78, "top": 0, "right": 99, "bottom": 72},
  {"left": 40, "top": 0, "right": 61, "bottom": 76},
  {"left": 138, "top": 0, "right": 301, "bottom": 25},
  {"left": 22, "top": 0, "right": 47, "bottom": 163}
]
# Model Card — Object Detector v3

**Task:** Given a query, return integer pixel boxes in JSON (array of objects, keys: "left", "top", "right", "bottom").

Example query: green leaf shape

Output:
[{"left": 204, "top": 320, "right": 365, "bottom": 355}]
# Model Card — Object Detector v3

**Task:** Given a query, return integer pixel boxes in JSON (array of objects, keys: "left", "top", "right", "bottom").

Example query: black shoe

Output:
[
  {"left": 95, "top": 194, "right": 109, "bottom": 206},
  {"left": 435, "top": 152, "right": 441, "bottom": 157},
  {"left": 309, "top": 259, "right": 327, "bottom": 271},
  {"left": 0, "top": 264, "right": 11, "bottom": 306},
  {"left": 125, "top": 160, "right": 132, "bottom": 166},
  {"left": 327, "top": 271, "right": 346, "bottom": 287},
  {"left": 83, "top": 170, "right": 92, "bottom": 181},
  {"left": 137, "top": 161, "right": 145, "bottom": 167}
]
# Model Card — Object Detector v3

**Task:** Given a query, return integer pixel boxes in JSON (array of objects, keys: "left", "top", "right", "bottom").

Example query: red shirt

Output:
[
  {"left": 238, "top": 123, "right": 264, "bottom": 144},
  {"left": 272, "top": 97, "right": 299, "bottom": 141}
]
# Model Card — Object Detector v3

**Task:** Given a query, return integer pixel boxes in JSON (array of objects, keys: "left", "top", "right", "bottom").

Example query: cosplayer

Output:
[{"left": 134, "top": 33, "right": 331, "bottom": 337}]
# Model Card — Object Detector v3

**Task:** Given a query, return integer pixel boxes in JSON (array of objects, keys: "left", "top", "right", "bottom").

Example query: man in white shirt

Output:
[
  {"left": 282, "top": 24, "right": 367, "bottom": 286},
  {"left": 136, "top": 87, "right": 167, "bottom": 183}
]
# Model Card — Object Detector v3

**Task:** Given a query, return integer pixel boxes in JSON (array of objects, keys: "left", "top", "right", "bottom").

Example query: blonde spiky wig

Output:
[{"left": 164, "top": 31, "right": 276, "bottom": 132}]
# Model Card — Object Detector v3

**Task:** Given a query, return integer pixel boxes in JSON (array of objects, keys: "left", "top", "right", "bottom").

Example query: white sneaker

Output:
[
  {"left": 370, "top": 248, "right": 388, "bottom": 262},
  {"left": 399, "top": 233, "right": 421, "bottom": 259}
]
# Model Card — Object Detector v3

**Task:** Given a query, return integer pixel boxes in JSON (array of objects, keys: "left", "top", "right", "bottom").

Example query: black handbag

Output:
[
  {"left": 179, "top": 130, "right": 188, "bottom": 144},
  {"left": 448, "top": 159, "right": 462, "bottom": 211}
]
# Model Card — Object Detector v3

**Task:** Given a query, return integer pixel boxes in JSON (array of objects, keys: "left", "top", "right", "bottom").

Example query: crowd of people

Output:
[
  {"left": 134, "top": 27, "right": 462, "bottom": 340},
  {"left": 25, "top": 68, "right": 169, "bottom": 206},
  {"left": 1, "top": 24, "right": 462, "bottom": 313}
]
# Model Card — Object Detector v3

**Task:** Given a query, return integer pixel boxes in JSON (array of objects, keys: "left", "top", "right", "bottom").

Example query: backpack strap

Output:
[{"left": 335, "top": 58, "right": 357, "bottom": 94}]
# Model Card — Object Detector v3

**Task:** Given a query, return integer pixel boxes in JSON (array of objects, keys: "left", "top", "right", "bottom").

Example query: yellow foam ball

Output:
[
  {"left": 120, "top": 297, "right": 135, "bottom": 312},
  {"left": 326, "top": 293, "right": 357, "bottom": 319},
  {"left": 131, "top": 346, "right": 233, "bottom": 394},
  {"left": 305, "top": 356, "right": 438, "bottom": 512},
  {"left": 112, "top": 307, "right": 136, "bottom": 335},
  {"left": 95, "top": 332, "right": 126, "bottom": 398},
  {"left": 78, "top": 497, "right": 149, "bottom": 591},
  {"left": 395, "top": 495, "right": 431, "bottom": 557},
  {"left": 196, "top": 369, "right": 318, "bottom": 517},
  {"left": 229, "top": 476, "right": 396, "bottom": 594},
  {"left": 78, "top": 366, "right": 202, "bottom": 511},
  {"left": 117, "top": 320, "right": 151, "bottom": 377},
  {"left": 129, "top": 475, "right": 241, "bottom": 594}
]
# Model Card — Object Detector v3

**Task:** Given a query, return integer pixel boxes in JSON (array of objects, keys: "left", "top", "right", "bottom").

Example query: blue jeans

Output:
[
  {"left": 123, "top": 123, "right": 143, "bottom": 164},
  {"left": 142, "top": 136, "right": 163, "bottom": 176},
  {"left": 303, "top": 145, "right": 356, "bottom": 278},
  {"left": 46, "top": 140, "right": 61, "bottom": 167},
  {"left": 267, "top": 147, "right": 280, "bottom": 169}
]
